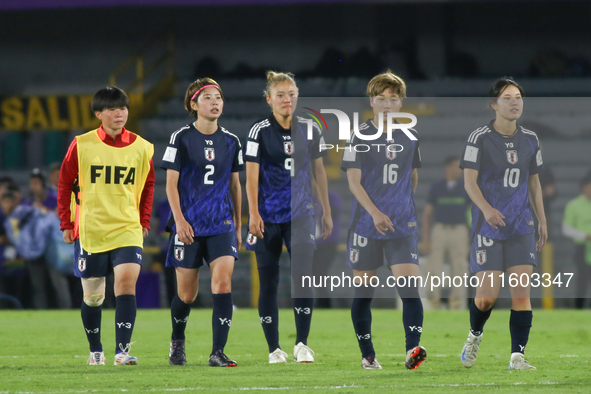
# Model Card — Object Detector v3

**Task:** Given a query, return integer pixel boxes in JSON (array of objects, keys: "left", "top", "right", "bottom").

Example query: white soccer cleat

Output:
[
  {"left": 114, "top": 352, "right": 138, "bottom": 365},
  {"left": 269, "top": 348, "right": 289, "bottom": 364},
  {"left": 361, "top": 356, "right": 382, "bottom": 369},
  {"left": 293, "top": 342, "right": 315, "bottom": 363},
  {"left": 508, "top": 353, "right": 536, "bottom": 370},
  {"left": 87, "top": 351, "right": 105, "bottom": 365},
  {"left": 461, "top": 331, "right": 483, "bottom": 368}
]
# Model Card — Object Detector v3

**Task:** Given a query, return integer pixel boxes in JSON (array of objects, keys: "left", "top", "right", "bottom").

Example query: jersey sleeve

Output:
[
  {"left": 245, "top": 122, "right": 263, "bottom": 164},
  {"left": 529, "top": 139, "right": 543, "bottom": 176},
  {"left": 161, "top": 130, "right": 183, "bottom": 172},
  {"left": 460, "top": 130, "right": 484, "bottom": 171},
  {"left": 340, "top": 133, "right": 362, "bottom": 171},
  {"left": 231, "top": 137, "right": 245, "bottom": 172},
  {"left": 411, "top": 130, "right": 421, "bottom": 169},
  {"left": 310, "top": 127, "right": 328, "bottom": 160}
]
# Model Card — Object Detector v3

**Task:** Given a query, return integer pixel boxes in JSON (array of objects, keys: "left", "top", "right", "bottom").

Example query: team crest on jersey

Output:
[
  {"left": 246, "top": 233, "right": 257, "bottom": 245},
  {"left": 78, "top": 257, "right": 86, "bottom": 272},
  {"left": 350, "top": 248, "right": 359, "bottom": 264},
  {"left": 174, "top": 247, "right": 185, "bottom": 261},
  {"left": 506, "top": 150, "right": 518, "bottom": 164},
  {"left": 205, "top": 147, "right": 215, "bottom": 161},
  {"left": 284, "top": 141, "right": 292, "bottom": 155},
  {"left": 386, "top": 145, "right": 397, "bottom": 160},
  {"left": 476, "top": 250, "right": 487, "bottom": 265}
]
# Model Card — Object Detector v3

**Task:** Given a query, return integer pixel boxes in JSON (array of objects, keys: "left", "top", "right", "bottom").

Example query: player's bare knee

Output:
[
  {"left": 475, "top": 298, "right": 495, "bottom": 311},
  {"left": 212, "top": 277, "right": 231, "bottom": 294},
  {"left": 178, "top": 291, "right": 197, "bottom": 304}
]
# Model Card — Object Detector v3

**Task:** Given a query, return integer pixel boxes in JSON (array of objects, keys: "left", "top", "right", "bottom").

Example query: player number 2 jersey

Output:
[{"left": 161, "top": 123, "right": 244, "bottom": 237}]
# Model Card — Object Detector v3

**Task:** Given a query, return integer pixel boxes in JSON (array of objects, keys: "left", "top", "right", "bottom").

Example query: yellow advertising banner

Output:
[{"left": 0, "top": 94, "right": 141, "bottom": 131}]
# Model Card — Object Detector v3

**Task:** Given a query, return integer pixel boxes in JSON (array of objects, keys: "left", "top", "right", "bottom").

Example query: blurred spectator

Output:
[
  {"left": 2, "top": 189, "right": 71, "bottom": 309},
  {"left": 22, "top": 168, "right": 57, "bottom": 212},
  {"left": 422, "top": 156, "right": 470, "bottom": 309},
  {"left": 562, "top": 175, "right": 591, "bottom": 309},
  {"left": 48, "top": 162, "right": 61, "bottom": 192},
  {"left": 312, "top": 190, "right": 342, "bottom": 308}
]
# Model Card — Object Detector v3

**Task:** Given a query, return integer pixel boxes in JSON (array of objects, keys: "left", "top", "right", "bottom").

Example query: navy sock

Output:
[
  {"left": 293, "top": 298, "right": 313, "bottom": 345},
  {"left": 397, "top": 280, "right": 423, "bottom": 352},
  {"left": 115, "top": 295, "right": 136, "bottom": 354},
  {"left": 510, "top": 310, "right": 532, "bottom": 354},
  {"left": 212, "top": 293, "right": 233, "bottom": 354},
  {"left": 351, "top": 286, "right": 375, "bottom": 358},
  {"left": 81, "top": 302, "right": 102, "bottom": 352},
  {"left": 171, "top": 294, "right": 191, "bottom": 341},
  {"left": 470, "top": 300, "right": 492, "bottom": 335},
  {"left": 257, "top": 263, "right": 280, "bottom": 352}
]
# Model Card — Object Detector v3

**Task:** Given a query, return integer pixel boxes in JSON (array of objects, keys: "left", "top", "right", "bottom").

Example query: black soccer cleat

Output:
[
  {"left": 405, "top": 346, "right": 427, "bottom": 370},
  {"left": 169, "top": 339, "right": 187, "bottom": 366},
  {"left": 208, "top": 350, "right": 237, "bottom": 367}
]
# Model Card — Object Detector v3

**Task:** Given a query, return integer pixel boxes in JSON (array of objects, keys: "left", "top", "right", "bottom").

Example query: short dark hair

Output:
[
  {"left": 0, "top": 176, "right": 14, "bottom": 185},
  {"left": 489, "top": 77, "right": 525, "bottom": 99},
  {"left": 580, "top": 175, "right": 591, "bottom": 189},
  {"left": 443, "top": 155, "right": 460, "bottom": 167},
  {"left": 6, "top": 183, "right": 19, "bottom": 193},
  {"left": 1, "top": 190, "right": 16, "bottom": 200},
  {"left": 91, "top": 86, "right": 130, "bottom": 112},
  {"left": 30, "top": 168, "right": 47, "bottom": 189}
]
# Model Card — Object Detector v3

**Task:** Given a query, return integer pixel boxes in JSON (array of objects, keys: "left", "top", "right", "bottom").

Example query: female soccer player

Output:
[
  {"left": 459, "top": 77, "right": 547, "bottom": 370},
  {"left": 245, "top": 71, "right": 332, "bottom": 364},
  {"left": 161, "top": 78, "right": 243, "bottom": 367},
  {"left": 58, "top": 86, "right": 155, "bottom": 366},
  {"left": 341, "top": 70, "right": 426, "bottom": 370}
]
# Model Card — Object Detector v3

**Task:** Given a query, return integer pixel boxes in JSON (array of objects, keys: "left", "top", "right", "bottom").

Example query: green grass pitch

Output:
[{"left": 0, "top": 308, "right": 589, "bottom": 393}]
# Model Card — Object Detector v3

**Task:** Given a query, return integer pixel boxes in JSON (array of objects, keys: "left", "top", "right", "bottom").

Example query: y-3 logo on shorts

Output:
[
  {"left": 411, "top": 253, "right": 418, "bottom": 260},
  {"left": 530, "top": 253, "right": 535, "bottom": 259}
]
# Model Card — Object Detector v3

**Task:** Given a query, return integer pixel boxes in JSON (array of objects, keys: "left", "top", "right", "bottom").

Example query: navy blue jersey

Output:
[
  {"left": 341, "top": 120, "right": 421, "bottom": 239},
  {"left": 245, "top": 114, "right": 326, "bottom": 223},
  {"left": 161, "top": 123, "right": 244, "bottom": 237},
  {"left": 459, "top": 122, "right": 543, "bottom": 240}
]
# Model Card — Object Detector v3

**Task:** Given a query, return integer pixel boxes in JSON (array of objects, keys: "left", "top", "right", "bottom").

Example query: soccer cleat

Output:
[
  {"left": 208, "top": 350, "right": 237, "bottom": 367},
  {"left": 461, "top": 331, "right": 483, "bottom": 368},
  {"left": 293, "top": 342, "right": 315, "bottom": 363},
  {"left": 87, "top": 351, "right": 105, "bottom": 365},
  {"left": 169, "top": 339, "right": 187, "bottom": 366},
  {"left": 114, "top": 342, "right": 138, "bottom": 365},
  {"left": 269, "top": 348, "right": 289, "bottom": 364},
  {"left": 114, "top": 352, "right": 138, "bottom": 365},
  {"left": 361, "top": 355, "right": 382, "bottom": 369},
  {"left": 508, "top": 353, "right": 536, "bottom": 370},
  {"left": 405, "top": 346, "right": 427, "bottom": 370}
]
